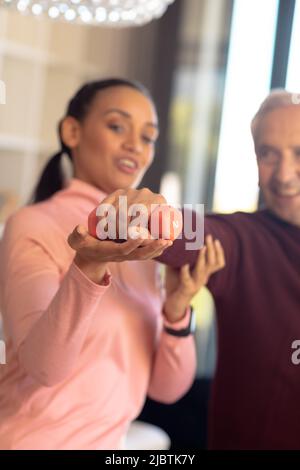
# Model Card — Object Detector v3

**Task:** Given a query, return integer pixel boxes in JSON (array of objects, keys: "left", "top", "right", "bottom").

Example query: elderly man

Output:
[{"left": 157, "top": 90, "right": 300, "bottom": 450}]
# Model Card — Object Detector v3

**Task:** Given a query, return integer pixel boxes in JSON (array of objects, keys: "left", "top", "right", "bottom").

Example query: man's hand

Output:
[{"left": 163, "top": 235, "right": 225, "bottom": 323}]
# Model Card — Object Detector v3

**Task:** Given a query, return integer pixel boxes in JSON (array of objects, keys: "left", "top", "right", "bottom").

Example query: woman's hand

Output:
[
  {"left": 68, "top": 225, "right": 173, "bottom": 285},
  {"left": 163, "top": 235, "right": 225, "bottom": 323},
  {"left": 68, "top": 187, "right": 172, "bottom": 284}
]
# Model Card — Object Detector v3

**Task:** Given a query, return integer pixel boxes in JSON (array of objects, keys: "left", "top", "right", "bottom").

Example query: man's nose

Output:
[{"left": 274, "top": 154, "right": 298, "bottom": 184}]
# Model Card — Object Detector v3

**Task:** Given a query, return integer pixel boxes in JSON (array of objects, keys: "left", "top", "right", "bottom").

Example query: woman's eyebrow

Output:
[
  {"left": 104, "top": 108, "right": 130, "bottom": 118},
  {"left": 103, "top": 108, "right": 159, "bottom": 129}
]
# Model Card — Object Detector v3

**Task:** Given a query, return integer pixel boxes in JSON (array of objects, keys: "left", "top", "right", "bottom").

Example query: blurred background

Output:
[{"left": 0, "top": 0, "right": 299, "bottom": 449}]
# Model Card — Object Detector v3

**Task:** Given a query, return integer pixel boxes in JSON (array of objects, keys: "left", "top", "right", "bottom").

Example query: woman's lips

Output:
[{"left": 115, "top": 158, "right": 138, "bottom": 175}]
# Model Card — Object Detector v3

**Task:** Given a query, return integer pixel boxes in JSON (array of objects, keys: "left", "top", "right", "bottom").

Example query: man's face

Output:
[{"left": 255, "top": 106, "right": 300, "bottom": 227}]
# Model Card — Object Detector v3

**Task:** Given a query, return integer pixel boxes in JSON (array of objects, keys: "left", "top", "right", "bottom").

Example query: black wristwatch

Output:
[{"left": 163, "top": 307, "right": 196, "bottom": 337}]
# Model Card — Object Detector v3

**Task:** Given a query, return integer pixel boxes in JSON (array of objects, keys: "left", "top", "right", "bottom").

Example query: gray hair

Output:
[{"left": 251, "top": 89, "right": 300, "bottom": 142}]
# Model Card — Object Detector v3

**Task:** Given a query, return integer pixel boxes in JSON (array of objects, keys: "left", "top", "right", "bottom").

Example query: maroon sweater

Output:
[{"left": 157, "top": 209, "right": 300, "bottom": 449}]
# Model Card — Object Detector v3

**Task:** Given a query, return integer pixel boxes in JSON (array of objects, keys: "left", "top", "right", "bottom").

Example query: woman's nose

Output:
[{"left": 122, "top": 132, "right": 142, "bottom": 154}]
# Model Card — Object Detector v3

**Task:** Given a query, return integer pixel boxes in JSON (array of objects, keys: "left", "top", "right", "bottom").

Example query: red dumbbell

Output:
[{"left": 88, "top": 204, "right": 183, "bottom": 241}]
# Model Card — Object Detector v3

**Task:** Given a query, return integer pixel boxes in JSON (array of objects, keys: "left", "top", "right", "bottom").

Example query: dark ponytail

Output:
[
  {"left": 31, "top": 78, "right": 154, "bottom": 204},
  {"left": 32, "top": 151, "right": 64, "bottom": 203}
]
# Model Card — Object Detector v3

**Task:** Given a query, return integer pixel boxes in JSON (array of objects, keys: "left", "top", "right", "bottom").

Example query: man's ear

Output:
[{"left": 60, "top": 116, "right": 81, "bottom": 149}]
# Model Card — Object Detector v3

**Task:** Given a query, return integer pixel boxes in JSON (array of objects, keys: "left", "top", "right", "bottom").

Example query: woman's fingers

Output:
[
  {"left": 129, "top": 188, "right": 166, "bottom": 216},
  {"left": 145, "top": 239, "right": 172, "bottom": 259},
  {"left": 114, "top": 237, "right": 145, "bottom": 256},
  {"left": 92, "top": 188, "right": 167, "bottom": 240},
  {"left": 100, "top": 187, "right": 164, "bottom": 231},
  {"left": 129, "top": 239, "right": 172, "bottom": 260},
  {"left": 151, "top": 244, "right": 172, "bottom": 259},
  {"left": 69, "top": 222, "right": 173, "bottom": 264},
  {"left": 99, "top": 189, "right": 125, "bottom": 207},
  {"left": 68, "top": 224, "right": 140, "bottom": 261},
  {"left": 68, "top": 225, "right": 92, "bottom": 250}
]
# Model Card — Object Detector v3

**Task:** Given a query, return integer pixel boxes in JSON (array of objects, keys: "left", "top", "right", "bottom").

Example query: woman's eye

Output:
[
  {"left": 294, "top": 147, "right": 300, "bottom": 158},
  {"left": 142, "top": 136, "right": 156, "bottom": 145},
  {"left": 108, "top": 123, "right": 124, "bottom": 133}
]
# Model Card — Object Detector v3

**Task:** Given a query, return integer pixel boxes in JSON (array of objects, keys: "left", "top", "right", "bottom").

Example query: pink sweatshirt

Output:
[{"left": 0, "top": 178, "right": 196, "bottom": 450}]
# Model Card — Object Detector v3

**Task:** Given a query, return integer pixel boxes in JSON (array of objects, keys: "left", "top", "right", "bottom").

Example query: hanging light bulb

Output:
[{"left": 0, "top": 0, "right": 175, "bottom": 26}]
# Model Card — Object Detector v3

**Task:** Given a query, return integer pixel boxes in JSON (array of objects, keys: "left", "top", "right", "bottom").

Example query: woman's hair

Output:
[
  {"left": 32, "top": 78, "right": 154, "bottom": 203},
  {"left": 251, "top": 89, "right": 300, "bottom": 142}
]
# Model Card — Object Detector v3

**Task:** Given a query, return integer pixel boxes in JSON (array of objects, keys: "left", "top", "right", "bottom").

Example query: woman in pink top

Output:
[{"left": 0, "top": 79, "right": 225, "bottom": 450}]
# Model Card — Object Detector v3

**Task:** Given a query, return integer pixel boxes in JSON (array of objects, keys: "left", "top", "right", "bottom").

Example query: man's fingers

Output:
[
  {"left": 191, "top": 237, "right": 225, "bottom": 283},
  {"left": 214, "top": 239, "right": 226, "bottom": 270},
  {"left": 194, "top": 246, "right": 207, "bottom": 270},
  {"left": 180, "top": 264, "right": 191, "bottom": 284},
  {"left": 206, "top": 235, "right": 217, "bottom": 267},
  {"left": 192, "top": 246, "right": 207, "bottom": 280}
]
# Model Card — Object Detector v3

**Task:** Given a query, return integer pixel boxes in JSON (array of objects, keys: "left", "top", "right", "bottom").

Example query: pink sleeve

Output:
[
  {"left": 147, "top": 308, "right": 197, "bottom": 404},
  {"left": 1, "top": 217, "right": 110, "bottom": 387}
]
